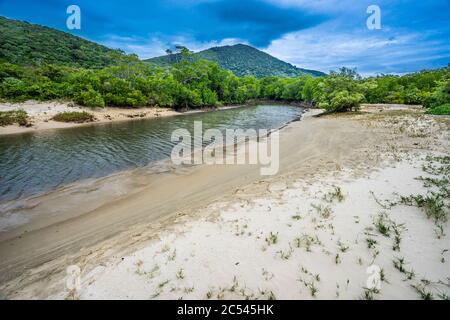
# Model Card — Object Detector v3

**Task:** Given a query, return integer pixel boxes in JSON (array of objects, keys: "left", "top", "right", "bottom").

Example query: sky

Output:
[{"left": 0, "top": 0, "right": 449, "bottom": 75}]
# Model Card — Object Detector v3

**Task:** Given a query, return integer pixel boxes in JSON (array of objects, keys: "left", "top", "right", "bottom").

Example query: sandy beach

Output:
[
  {"left": 0, "top": 106, "right": 449, "bottom": 299},
  {"left": 0, "top": 101, "right": 181, "bottom": 135}
]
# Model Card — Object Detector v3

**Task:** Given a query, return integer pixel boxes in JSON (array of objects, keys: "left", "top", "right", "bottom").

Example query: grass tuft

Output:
[
  {"left": 323, "top": 186, "right": 345, "bottom": 203},
  {"left": 52, "top": 111, "right": 95, "bottom": 123},
  {"left": 311, "top": 203, "right": 333, "bottom": 219},
  {"left": 400, "top": 193, "right": 448, "bottom": 223},
  {"left": 374, "top": 212, "right": 391, "bottom": 237},
  {"left": 265, "top": 232, "right": 278, "bottom": 246},
  {"left": 0, "top": 109, "right": 29, "bottom": 126}
]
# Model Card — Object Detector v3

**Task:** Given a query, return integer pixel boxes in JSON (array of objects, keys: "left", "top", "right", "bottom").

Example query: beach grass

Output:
[
  {"left": 52, "top": 111, "right": 95, "bottom": 123},
  {"left": 0, "top": 109, "right": 29, "bottom": 126}
]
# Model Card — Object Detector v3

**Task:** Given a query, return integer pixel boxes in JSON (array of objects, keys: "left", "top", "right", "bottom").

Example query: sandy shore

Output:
[
  {"left": 0, "top": 106, "right": 449, "bottom": 299},
  {"left": 0, "top": 101, "right": 180, "bottom": 135}
]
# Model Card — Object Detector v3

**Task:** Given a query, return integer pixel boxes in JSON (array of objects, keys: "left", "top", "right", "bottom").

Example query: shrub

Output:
[
  {"left": 320, "top": 90, "right": 364, "bottom": 112},
  {"left": 125, "top": 90, "right": 148, "bottom": 107},
  {"left": 175, "top": 87, "right": 203, "bottom": 109},
  {"left": 0, "top": 78, "right": 28, "bottom": 101},
  {"left": 52, "top": 111, "right": 95, "bottom": 123},
  {"left": 201, "top": 88, "right": 218, "bottom": 106},
  {"left": 426, "top": 103, "right": 450, "bottom": 115},
  {"left": 0, "top": 109, "right": 29, "bottom": 126},
  {"left": 423, "top": 79, "right": 450, "bottom": 109},
  {"left": 74, "top": 88, "right": 105, "bottom": 108}
]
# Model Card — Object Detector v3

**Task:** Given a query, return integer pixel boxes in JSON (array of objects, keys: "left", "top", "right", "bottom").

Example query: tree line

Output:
[{"left": 0, "top": 52, "right": 448, "bottom": 114}]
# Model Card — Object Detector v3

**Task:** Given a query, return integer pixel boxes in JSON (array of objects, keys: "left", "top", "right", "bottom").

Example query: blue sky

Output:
[{"left": 1, "top": 0, "right": 449, "bottom": 75}]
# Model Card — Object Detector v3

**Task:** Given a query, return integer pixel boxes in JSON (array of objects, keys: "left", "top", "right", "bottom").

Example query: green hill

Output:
[
  {"left": 0, "top": 16, "right": 136, "bottom": 68},
  {"left": 146, "top": 44, "right": 325, "bottom": 78},
  {"left": 0, "top": 16, "right": 324, "bottom": 77}
]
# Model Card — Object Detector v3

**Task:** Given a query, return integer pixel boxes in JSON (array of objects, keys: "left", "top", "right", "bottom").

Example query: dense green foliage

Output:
[
  {"left": 255, "top": 66, "right": 450, "bottom": 113},
  {"left": 364, "top": 69, "right": 450, "bottom": 106},
  {"left": 52, "top": 111, "right": 95, "bottom": 123},
  {"left": 0, "top": 16, "right": 138, "bottom": 68},
  {"left": 0, "top": 109, "right": 28, "bottom": 126},
  {"left": 0, "top": 58, "right": 261, "bottom": 109},
  {"left": 146, "top": 44, "right": 325, "bottom": 78},
  {"left": 1, "top": 59, "right": 449, "bottom": 113},
  {"left": 426, "top": 104, "right": 450, "bottom": 115}
]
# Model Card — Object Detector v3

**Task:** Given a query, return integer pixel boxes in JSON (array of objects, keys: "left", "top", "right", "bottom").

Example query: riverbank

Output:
[
  {"left": 0, "top": 101, "right": 181, "bottom": 135},
  {"left": 0, "top": 106, "right": 449, "bottom": 299},
  {"left": 0, "top": 100, "right": 308, "bottom": 136}
]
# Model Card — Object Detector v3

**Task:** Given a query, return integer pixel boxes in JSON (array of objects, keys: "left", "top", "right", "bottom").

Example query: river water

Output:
[{"left": 0, "top": 105, "right": 303, "bottom": 203}]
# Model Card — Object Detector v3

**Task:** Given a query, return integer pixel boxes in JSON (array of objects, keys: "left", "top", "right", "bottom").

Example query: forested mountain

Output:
[
  {"left": 146, "top": 44, "right": 325, "bottom": 78},
  {"left": 0, "top": 16, "right": 323, "bottom": 78},
  {"left": 0, "top": 16, "right": 137, "bottom": 68}
]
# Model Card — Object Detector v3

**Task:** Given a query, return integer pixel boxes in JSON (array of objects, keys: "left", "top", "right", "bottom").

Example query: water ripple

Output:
[{"left": 0, "top": 105, "right": 303, "bottom": 203}]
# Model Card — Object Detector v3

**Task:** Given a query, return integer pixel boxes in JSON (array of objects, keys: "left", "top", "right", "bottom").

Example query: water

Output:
[{"left": 0, "top": 105, "right": 303, "bottom": 203}]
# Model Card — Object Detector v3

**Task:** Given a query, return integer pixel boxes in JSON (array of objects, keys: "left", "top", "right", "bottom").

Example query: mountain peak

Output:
[
  {"left": 229, "top": 43, "right": 252, "bottom": 48},
  {"left": 146, "top": 44, "right": 325, "bottom": 78}
]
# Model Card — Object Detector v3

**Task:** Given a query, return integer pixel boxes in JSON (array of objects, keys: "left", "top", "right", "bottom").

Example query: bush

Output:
[
  {"left": 74, "top": 88, "right": 105, "bottom": 108},
  {"left": 175, "top": 87, "right": 203, "bottom": 109},
  {"left": 0, "top": 78, "right": 28, "bottom": 101},
  {"left": 0, "top": 109, "right": 29, "bottom": 126},
  {"left": 423, "top": 79, "right": 450, "bottom": 108},
  {"left": 125, "top": 90, "right": 147, "bottom": 107},
  {"left": 52, "top": 111, "right": 95, "bottom": 123},
  {"left": 320, "top": 90, "right": 364, "bottom": 112},
  {"left": 426, "top": 104, "right": 450, "bottom": 115},
  {"left": 201, "top": 88, "right": 218, "bottom": 106}
]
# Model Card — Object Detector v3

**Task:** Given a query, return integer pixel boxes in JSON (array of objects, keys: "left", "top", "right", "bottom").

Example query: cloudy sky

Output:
[{"left": 1, "top": 0, "right": 449, "bottom": 75}]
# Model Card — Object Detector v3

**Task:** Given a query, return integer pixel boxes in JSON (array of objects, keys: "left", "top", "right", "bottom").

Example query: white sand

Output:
[
  {"left": 46, "top": 153, "right": 449, "bottom": 300},
  {"left": 0, "top": 100, "right": 80, "bottom": 116}
]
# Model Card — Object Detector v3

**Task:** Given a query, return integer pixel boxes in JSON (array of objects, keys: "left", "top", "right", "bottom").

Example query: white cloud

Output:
[
  {"left": 96, "top": 1, "right": 449, "bottom": 76},
  {"left": 264, "top": 22, "right": 450, "bottom": 75},
  {"left": 99, "top": 34, "right": 247, "bottom": 59}
]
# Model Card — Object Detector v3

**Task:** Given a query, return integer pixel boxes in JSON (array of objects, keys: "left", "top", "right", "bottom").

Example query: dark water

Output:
[{"left": 0, "top": 105, "right": 303, "bottom": 202}]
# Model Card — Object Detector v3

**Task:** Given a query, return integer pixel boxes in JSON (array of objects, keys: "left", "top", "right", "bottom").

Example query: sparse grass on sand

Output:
[
  {"left": 400, "top": 155, "right": 449, "bottom": 224},
  {"left": 0, "top": 109, "right": 29, "bottom": 126},
  {"left": 3, "top": 106, "right": 449, "bottom": 300},
  {"left": 51, "top": 111, "right": 95, "bottom": 123}
]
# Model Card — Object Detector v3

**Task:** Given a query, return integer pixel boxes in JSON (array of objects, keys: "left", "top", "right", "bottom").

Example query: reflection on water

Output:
[{"left": 0, "top": 105, "right": 303, "bottom": 203}]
